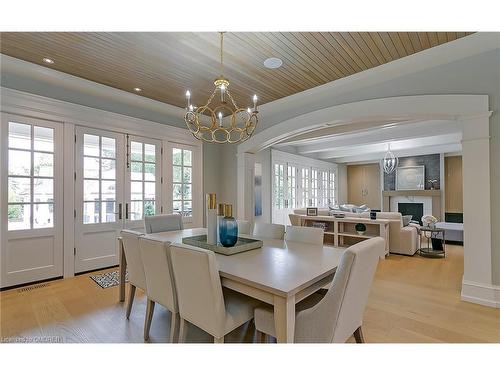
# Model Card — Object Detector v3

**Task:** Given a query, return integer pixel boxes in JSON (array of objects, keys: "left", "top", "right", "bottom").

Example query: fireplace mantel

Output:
[
  {"left": 382, "top": 190, "right": 442, "bottom": 220},
  {"left": 382, "top": 190, "right": 441, "bottom": 197}
]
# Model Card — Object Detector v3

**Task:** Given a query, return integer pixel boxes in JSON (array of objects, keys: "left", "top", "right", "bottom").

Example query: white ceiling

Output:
[{"left": 274, "top": 119, "right": 462, "bottom": 163}]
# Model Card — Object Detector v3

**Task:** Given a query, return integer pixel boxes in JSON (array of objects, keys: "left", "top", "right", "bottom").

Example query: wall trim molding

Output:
[
  {"left": 1, "top": 87, "right": 200, "bottom": 145},
  {"left": 461, "top": 278, "right": 500, "bottom": 308}
]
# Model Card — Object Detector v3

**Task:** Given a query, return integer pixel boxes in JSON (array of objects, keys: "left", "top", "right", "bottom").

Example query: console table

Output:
[{"left": 295, "top": 215, "right": 390, "bottom": 258}]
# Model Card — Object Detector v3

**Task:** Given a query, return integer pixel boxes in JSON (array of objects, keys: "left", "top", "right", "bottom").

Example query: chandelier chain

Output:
[{"left": 220, "top": 32, "right": 224, "bottom": 77}]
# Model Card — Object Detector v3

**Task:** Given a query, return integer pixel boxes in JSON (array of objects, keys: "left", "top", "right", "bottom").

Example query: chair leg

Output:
[
  {"left": 125, "top": 284, "right": 136, "bottom": 319},
  {"left": 143, "top": 299, "right": 155, "bottom": 341},
  {"left": 353, "top": 326, "right": 365, "bottom": 343},
  {"left": 178, "top": 318, "right": 187, "bottom": 343},
  {"left": 170, "top": 312, "right": 180, "bottom": 343},
  {"left": 214, "top": 336, "right": 224, "bottom": 343},
  {"left": 256, "top": 330, "right": 267, "bottom": 343}
]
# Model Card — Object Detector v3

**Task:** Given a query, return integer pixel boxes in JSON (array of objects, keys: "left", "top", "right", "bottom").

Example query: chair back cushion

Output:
[
  {"left": 170, "top": 244, "right": 226, "bottom": 337},
  {"left": 120, "top": 229, "right": 147, "bottom": 290},
  {"left": 139, "top": 237, "right": 177, "bottom": 312},
  {"left": 236, "top": 220, "right": 252, "bottom": 235},
  {"left": 144, "top": 214, "right": 183, "bottom": 234},
  {"left": 284, "top": 226, "right": 324, "bottom": 245},
  {"left": 294, "top": 237, "right": 383, "bottom": 343},
  {"left": 252, "top": 222, "right": 285, "bottom": 240}
]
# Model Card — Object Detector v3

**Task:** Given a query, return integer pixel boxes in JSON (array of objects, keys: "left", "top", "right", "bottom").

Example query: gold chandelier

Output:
[{"left": 184, "top": 32, "right": 259, "bottom": 144}]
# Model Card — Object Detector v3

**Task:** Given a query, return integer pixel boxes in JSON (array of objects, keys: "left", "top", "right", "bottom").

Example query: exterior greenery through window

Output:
[
  {"left": 172, "top": 148, "right": 192, "bottom": 217},
  {"left": 8, "top": 122, "right": 54, "bottom": 230}
]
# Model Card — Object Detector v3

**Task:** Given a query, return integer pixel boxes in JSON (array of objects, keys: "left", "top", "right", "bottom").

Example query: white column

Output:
[
  {"left": 459, "top": 115, "right": 497, "bottom": 307},
  {"left": 236, "top": 152, "right": 256, "bottom": 223}
]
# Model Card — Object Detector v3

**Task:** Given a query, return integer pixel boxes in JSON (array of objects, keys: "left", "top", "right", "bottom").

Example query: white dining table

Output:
[{"left": 117, "top": 228, "right": 345, "bottom": 343}]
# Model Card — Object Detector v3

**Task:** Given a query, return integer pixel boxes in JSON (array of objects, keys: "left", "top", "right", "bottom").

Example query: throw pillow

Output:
[{"left": 402, "top": 215, "right": 412, "bottom": 226}]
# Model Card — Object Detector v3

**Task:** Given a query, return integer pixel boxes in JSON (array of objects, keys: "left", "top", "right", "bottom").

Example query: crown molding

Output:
[{"left": 0, "top": 53, "right": 185, "bottom": 121}]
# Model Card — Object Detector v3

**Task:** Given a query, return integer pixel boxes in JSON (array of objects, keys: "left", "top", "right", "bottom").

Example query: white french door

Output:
[
  {"left": 1, "top": 114, "right": 63, "bottom": 287},
  {"left": 74, "top": 128, "right": 163, "bottom": 272},
  {"left": 272, "top": 162, "right": 289, "bottom": 225},
  {"left": 74, "top": 127, "right": 125, "bottom": 273},
  {"left": 125, "top": 135, "right": 162, "bottom": 230}
]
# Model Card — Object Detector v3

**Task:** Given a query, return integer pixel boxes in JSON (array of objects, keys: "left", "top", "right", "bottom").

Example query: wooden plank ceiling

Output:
[{"left": 0, "top": 32, "right": 474, "bottom": 108}]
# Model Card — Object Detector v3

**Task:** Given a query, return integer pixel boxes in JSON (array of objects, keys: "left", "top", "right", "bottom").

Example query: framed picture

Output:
[
  {"left": 306, "top": 207, "right": 318, "bottom": 216},
  {"left": 396, "top": 165, "right": 425, "bottom": 190}
]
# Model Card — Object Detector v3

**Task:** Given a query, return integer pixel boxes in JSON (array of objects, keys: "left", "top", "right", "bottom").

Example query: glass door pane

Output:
[{"left": 125, "top": 136, "right": 162, "bottom": 229}]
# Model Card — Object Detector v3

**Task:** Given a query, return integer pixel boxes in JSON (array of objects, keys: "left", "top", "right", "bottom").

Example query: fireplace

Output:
[{"left": 398, "top": 203, "right": 423, "bottom": 225}]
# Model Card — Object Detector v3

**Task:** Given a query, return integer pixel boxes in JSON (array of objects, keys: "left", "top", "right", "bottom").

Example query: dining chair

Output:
[
  {"left": 170, "top": 244, "right": 262, "bottom": 343},
  {"left": 254, "top": 237, "right": 384, "bottom": 343},
  {"left": 236, "top": 220, "right": 252, "bottom": 235},
  {"left": 139, "top": 236, "right": 179, "bottom": 342},
  {"left": 252, "top": 222, "right": 285, "bottom": 240},
  {"left": 144, "top": 213, "right": 183, "bottom": 234},
  {"left": 120, "top": 229, "right": 147, "bottom": 319},
  {"left": 284, "top": 225, "right": 324, "bottom": 245}
]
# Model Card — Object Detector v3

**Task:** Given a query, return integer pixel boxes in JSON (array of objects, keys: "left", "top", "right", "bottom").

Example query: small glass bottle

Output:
[{"left": 219, "top": 204, "right": 238, "bottom": 247}]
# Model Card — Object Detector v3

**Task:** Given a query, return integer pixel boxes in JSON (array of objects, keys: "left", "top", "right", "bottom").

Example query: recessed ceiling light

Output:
[
  {"left": 133, "top": 87, "right": 142, "bottom": 92},
  {"left": 264, "top": 57, "right": 283, "bottom": 69},
  {"left": 42, "top": 57, "right": 54, "bottom": 64}
]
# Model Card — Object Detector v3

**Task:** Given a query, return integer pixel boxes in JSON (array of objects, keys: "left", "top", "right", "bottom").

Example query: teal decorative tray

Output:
[{"left": 182, "top": 235, "right": 263, "bottom": 256}]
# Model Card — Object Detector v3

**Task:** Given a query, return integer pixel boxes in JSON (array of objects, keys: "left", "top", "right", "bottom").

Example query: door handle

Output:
[
  {"left": 116, "top": 203, "right": 122, "bottom": 220},
  {"left": 125, "top": 203, "right": 129, "bottom": 220}
]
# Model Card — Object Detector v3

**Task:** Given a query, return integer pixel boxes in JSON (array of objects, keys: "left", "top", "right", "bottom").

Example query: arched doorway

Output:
[{"left": 236, "top": 95, "right": 495, "bottom": 307}]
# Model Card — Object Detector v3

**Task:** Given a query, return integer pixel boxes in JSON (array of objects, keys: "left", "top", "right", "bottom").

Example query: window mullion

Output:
[{"left": 30, "top": 124, "right": 34, "bottom": 229}]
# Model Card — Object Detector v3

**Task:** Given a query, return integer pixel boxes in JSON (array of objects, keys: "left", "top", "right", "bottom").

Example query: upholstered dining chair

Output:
[
  {"left": 252, "top": 222, "right": 285, "bottom": 240},
  {"left": 144, "top": 213, "right": 183, "bottom": 234},
  {"left": 284, "top": 225, "right": 324, "bottom": 245},
  {"left": 139, "top": 236, "right": 179, "bottom": 342},
  {"left": 254, "top": 237, "right": 384, "bottom": 343},
  {"left": 170, "top": 244, "right": 262, "bottom": 343},
  {"left": 120, "top": 229, "right": 147, "bottom": 319},
  {"left": 236, "top": 220, "right": 252, "bottom": 235}
]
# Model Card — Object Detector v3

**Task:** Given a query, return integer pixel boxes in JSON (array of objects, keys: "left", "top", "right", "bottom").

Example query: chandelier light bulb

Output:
[
  {"left": 189, "top": 104, "right": 194, "bottom": 111},
  {"left": 247, "top": 108, "right": 251, "bottom": 114},
  {"left": 185, "top": 90, "right": 191, "bottom": 98},
  {"left": 218, "top": 112, "right": 223, "bottom": 126},
  {"left": 185, "top": 90, "right": 191, "bottom": 108},
  {"left": 253, "top": 94, "right": 258, "bottom": 111}
]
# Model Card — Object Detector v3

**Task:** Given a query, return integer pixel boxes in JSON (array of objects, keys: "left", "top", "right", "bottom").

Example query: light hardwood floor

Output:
[{"left": 1, "top": 244, "right": 499, "bottom": 343}]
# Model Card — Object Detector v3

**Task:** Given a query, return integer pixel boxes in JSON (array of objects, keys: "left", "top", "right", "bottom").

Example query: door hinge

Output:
[
  {"left": 74, "top": 134, "right": 77, "bottom": 143},
  {"left": 74, "top": 172, "right": 76, "bottom": 181},
  {"left": 161, "top": 177, "right": 163, "bottom": 184},
  {"left": 160, "top": 205, "right": 163, "bottom": 213},
  {"left": 161, "top": 147, "right": 163, "bottom": 155},
  {"left": 74, "top": 209, "right": 76, "bottom": 218},
  {"left": 73, "top": 247, "right": 76, "bottom": 256}
]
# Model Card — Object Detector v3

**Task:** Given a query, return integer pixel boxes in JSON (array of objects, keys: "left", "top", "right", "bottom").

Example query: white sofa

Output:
[{"left": 293, "top": 209, "right": 418, "bottom": 256}]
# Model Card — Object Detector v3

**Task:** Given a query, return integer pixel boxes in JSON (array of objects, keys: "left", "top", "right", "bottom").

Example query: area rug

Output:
[{"left": 90, "top": 270, "right": 128, "bottom": 289}]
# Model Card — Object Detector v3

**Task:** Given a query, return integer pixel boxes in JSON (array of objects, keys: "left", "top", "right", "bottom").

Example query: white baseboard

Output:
[{"left": 461, "top": 278, "right": 500, "bottom": 308}]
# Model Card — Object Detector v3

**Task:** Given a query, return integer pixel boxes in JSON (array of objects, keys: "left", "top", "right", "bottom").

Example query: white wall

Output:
[
  {"left": 337, "top": 163, "right": 348, "bottom": 204},
  {"left": 254, "top": 148, "right": 272, "bottom": 224}
]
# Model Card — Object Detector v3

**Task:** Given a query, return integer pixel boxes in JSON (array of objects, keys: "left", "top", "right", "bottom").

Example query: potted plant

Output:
[{"left": 355, "top": 223, "right": 366, "bottom": 235}]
